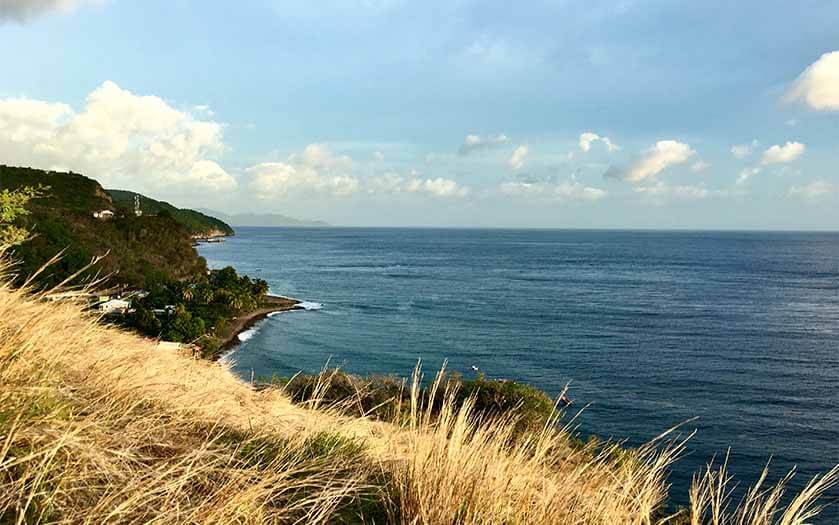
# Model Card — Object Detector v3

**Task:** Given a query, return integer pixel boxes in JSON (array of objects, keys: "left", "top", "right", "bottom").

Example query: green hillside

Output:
[
  {"left": 0, "top": 165, "right": 208, "bottom": 289},
  {"left": 0, "top": 165, "right": 113, "bottom": 213},
  {"left": 109, "top": 190, "right": 235, "bottom": 237}
]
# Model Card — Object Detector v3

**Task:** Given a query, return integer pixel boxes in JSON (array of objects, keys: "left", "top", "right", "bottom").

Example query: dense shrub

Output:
[{"left": 277, "top": 370, "right": 558, "bottom": 435}]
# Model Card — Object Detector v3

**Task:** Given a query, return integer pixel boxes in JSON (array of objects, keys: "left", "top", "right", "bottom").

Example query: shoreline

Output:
[{"left": 212, "top": 294, "right": 300, "bottom": 360}]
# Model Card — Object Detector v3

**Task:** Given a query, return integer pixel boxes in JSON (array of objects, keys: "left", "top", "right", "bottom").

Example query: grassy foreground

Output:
[{"left": 1, "top": 262, "right": 837, "bottom": 523}]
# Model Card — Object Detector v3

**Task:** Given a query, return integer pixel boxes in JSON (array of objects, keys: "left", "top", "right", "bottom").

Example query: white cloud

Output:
[
  {"left": 366, "top": 172, "right": 405, "bottom": 194},
  {"left": 500, "top": 178, "right": 606, "bottom": 202},
  {"left": 0, "top": 80, "right": 237, "bottom": 194},
  {"left": 634, "top": 182, "right": 711, "bottom": 201},
  {"left": 365, "top": 170, "right": 470, "bottom": 199},
  {"left": 691, "top": 160, "right": 710, "bottom": 173},
  {"left": 193, "top": 104, "right": 214, "bottom": 116},
  {"left": 508, "top": 145, "right": 528, "bottom": 170},
  {"left": 555, "top": 179, "right": 607, "bottom": 201},
  {"left": 372, "top": 151, "right": 385, "bottom": 162},
  {"left": 787, "top": 180, "right": 836, "bottom": 200},
  {"left": 760, "top": 142, "right": 805, "bottom": 166},
  {"left": 621, "top": 140, "right": 695, "bottom": 183},
  {"left": 247, "top": 144, "right": 359, "bottom": 199},
  {"left": 736, "top": 167, "right": 761, "bottom": 185},
  {"left": 579, "top": 132, "right": 619, "bottom": 153},
  {"left": 786, "top": 51, "right": 839, "bottom": 111},
  {"left": 184, "top": 160, "right": 237, "bottom": 192},
  {"left": 0, "top": 0, "right": 103, "bottom": 22},
  {"left": 406, "top": 177, "right": 469, "bottom": 198},
  {"left": 731, "top": 140, "right": 759, "bottom": 159},
  {"left": 458, "top": 133, "right": 509, "bottom": 155},
  {"left": 499, "top": 181, "right": 541, "bottom": 196}
]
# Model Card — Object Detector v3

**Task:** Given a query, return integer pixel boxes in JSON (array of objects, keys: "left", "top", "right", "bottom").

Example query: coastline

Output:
[{"left": 212, "top": 294, "right": 300, "bottom": 360}]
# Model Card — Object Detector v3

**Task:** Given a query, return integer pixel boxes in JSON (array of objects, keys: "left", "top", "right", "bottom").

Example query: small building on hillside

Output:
[
  {"left": 93, "top": 209, "right": 114, "bottom": 220},
  {"left": 97, "top": 299, "right": 130, "bottom": 315}
]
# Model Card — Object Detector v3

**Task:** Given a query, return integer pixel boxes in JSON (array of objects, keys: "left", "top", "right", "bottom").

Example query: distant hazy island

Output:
[{"left": 197, "top": 208, "right": 328, "bottom": 227}]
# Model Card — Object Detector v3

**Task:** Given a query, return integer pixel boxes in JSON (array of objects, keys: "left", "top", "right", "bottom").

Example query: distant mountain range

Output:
[{"left": 196, "top": 209, "right": 328, "bottom": 227}]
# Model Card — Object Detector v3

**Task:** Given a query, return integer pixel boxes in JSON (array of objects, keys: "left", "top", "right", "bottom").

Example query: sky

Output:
[{"left": 1, "top": 0, "right": 838, "bottom": 229}]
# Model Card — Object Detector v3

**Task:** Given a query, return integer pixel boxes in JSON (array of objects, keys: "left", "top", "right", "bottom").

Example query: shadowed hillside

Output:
[{"left": 0, "top": 165, "right": 208, "bottom": 288}]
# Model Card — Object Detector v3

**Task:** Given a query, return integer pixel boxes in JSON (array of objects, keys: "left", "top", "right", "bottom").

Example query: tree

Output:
[
  {"left": 162, "top": 305, "right": 205, "bottom": 343},
  {"left": 127, "top": 304, "right": 162, "bottom": 336},
  {"left": 252, "top": 278, "right": 269, "bottom": 297},
  {"left": 0, "top": 185, "right": 48, "bottom": 246}
]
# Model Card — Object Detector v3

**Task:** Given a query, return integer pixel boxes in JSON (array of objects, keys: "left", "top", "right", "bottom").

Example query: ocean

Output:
[{"left": 198, "top": 227, "right": 839, "bottom": 517}]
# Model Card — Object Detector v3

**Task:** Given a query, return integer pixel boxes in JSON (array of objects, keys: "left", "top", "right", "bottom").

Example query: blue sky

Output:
[{"left": 1, "top": 0, "right": 838, "bottom": 228}]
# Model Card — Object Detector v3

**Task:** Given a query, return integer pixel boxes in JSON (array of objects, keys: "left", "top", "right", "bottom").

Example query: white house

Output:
[
  {"left": 97, "top": 299, "right": 130, "bottom": 315},
  {"left": 93, "top": 209, "right": 114, "bottom": 220}
]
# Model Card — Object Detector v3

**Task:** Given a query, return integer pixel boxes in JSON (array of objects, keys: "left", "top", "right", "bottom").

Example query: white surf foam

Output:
[
  {"left": 296, "top": 301, "right": 323, "bottom": 311},
  {"left": 237, "top": 327, "right": 258, "bottom": 342},
  {"left": 218, "top": 348, "right": 237, "bottom": 363}
]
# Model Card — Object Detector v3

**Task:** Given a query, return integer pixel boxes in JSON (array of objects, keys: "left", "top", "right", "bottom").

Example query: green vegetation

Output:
[
  {"left": 0, "top": 165, "right": 112, "bottom": 212},
  {"left": 1, "top": 165, "right": 218, "bottom": 289},
  {"left": 125, "top": 266, "right": 270, "bottom": 354},
  {"left": 109, "top": 189, "right": 234, "bottom": 237},
  {"left": 276, "top": 368, "right": 558, "bottom": 436},
  {"left": 0, "top": 184, "right": 48, "bottom": 246},
  {"left": 0, "top": 165, "right": 260, "bottom": 353}
]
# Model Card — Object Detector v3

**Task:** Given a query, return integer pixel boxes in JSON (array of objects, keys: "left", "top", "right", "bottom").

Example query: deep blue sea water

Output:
[{"left": 199, "top": 227, "right": 839, "bottom": 519}]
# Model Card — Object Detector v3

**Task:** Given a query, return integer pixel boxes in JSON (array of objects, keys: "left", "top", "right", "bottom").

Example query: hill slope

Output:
[
  {"left": 109, "top": 190, "right": 234, "bottom": 237},
  {"left": 1, "top": 265, "right": 836, "bottom": 523},
  {"left": 1, "top": 165, "right": 207, "bottom": 288}
]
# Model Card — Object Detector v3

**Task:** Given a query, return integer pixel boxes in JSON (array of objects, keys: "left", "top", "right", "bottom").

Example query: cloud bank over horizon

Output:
[{"left": 1, "top": 2, "right": 837, "bottom": 228}]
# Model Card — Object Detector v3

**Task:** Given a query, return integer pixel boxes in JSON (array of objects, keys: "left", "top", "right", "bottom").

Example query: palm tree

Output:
[{"left": 180, "top": 284, "right": 194, "bottom": 302}]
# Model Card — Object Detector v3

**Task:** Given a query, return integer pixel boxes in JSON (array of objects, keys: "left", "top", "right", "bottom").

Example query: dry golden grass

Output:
[{"left": 0, "top": 257, "right": 836, "bottom": 524}]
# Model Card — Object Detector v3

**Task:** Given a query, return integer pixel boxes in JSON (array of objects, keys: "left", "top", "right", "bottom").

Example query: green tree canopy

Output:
[{"left": 0, "top": 185, "right": 47, "bottom": 246}]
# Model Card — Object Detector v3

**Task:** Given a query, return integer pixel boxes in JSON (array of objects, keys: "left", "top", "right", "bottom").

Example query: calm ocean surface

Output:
[{"left": 199, "top": 227, "right": 839, "bottom": 517}]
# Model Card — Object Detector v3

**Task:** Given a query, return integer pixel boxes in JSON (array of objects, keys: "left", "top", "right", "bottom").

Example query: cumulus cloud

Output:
[
  {"left": 372, "top": 151, "right": 385, "bottom": 162},
  {"left": 787, "top": 180, "right": 836, "bottom": 200},
  {"left": 0, "top": 80, "right": 236, "bottom": 194},
  {"left": 578, "top": 132, "right": 618, "bottom": 153},
  {"left": 786, "top": 51, "right": 839, "bottom": 111},
  {"left": 0, "top": 0, "right": 102, "bottom": 22},
  {"left": 458, "top": 133, "right": 509, "bottom": 155},
  {"left": 405, "top": 177, "right": 470, "bottom": 198},
  {"left": 366, "top": 172, "right": 406, "bottom": 194},
  {"left": 364, "top": 171, "right": 469, "bottom": 198},
  {"left": 508, "top": 145, "right": 528, "bottom": 170},
  {"left": 248, "top": 144, "right": 359, "bottom": 199},
  {"left": 609, "top": 140, "right": 695, "bottom": 183},
  {"left": 555, "top": 179, "right": 607, "bottom": 201},
  {"left": 500, "top": 177, "right": 606, "bottom": 202},
  {"left": 760, "top": 142, "right": 806, "bottom": 166},
  {"left": 731, "top": 140, "right": 759, "bottom": 159}
]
